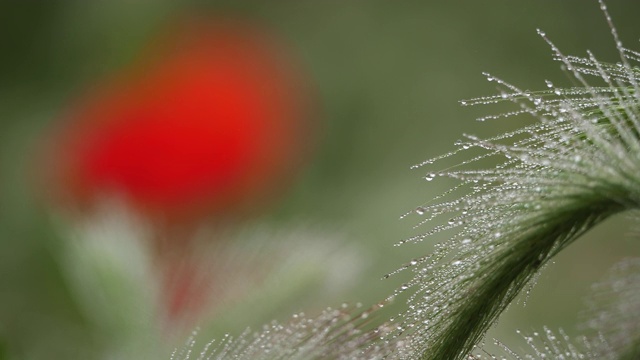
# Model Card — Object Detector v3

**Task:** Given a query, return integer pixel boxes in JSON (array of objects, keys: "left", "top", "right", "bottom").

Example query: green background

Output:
[{"left": 1, "top": 1, "right": 640, "bottom": 358}]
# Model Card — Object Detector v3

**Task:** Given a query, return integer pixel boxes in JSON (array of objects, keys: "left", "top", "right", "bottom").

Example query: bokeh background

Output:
[{"left": 2, "top": 1, "right": 640, "bottom": 358}]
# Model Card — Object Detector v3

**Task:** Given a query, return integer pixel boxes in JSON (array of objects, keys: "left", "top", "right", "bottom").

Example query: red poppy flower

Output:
[{"left": 45, "top": 18, "right": 312, "bottom": 226}]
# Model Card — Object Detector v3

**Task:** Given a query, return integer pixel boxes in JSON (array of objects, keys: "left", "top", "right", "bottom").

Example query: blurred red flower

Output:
[
  {"left": 45, "top": 18, "right": 312, "bottom": 226},
  {"left": 41, "top": 16, "right": 316, "bottom": 330}
]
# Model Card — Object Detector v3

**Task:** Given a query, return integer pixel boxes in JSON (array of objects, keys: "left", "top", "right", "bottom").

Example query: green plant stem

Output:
[{"left": 423, "top": 201, "right": 626, "bottom": 360}]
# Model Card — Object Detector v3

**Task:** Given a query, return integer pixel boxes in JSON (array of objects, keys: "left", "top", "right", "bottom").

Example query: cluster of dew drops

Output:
[{"left": 380, "top": 0, "right": 640, "bottom": 355}]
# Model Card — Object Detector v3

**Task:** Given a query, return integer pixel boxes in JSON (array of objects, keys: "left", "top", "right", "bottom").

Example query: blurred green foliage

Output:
[{"left": 2, "top": 1, "right": 640, "bottom": 358}]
